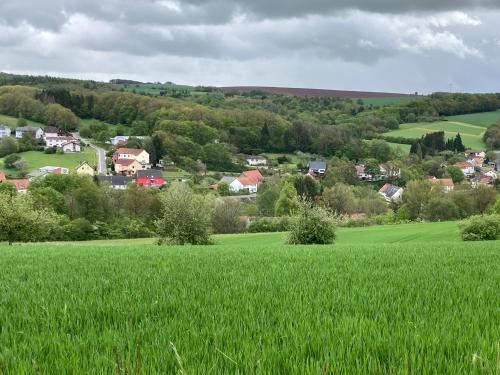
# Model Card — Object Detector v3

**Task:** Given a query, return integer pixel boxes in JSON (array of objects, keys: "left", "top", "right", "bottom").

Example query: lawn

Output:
[
  {"left": 445, "top": 110, "right": 500, "bottom": 127},
  {"left": 1, "top": 222, "right": 498, "bottom": 373},
  {"left": 0, "top": 148, "right": 96, "bottom": 177},
  {"left": 0, "top": 114, "right": 45, "bottom": 129},
  {"left": 386, "top": 121, "right": 486, "bottom": 150}
]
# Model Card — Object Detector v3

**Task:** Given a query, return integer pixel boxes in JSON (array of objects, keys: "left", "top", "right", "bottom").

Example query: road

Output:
[{"left": 83, "top": 139, "right": 107, "bottom": 175}]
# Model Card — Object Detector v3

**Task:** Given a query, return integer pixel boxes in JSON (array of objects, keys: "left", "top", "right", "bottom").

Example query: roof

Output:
[
  {"left": 8, "top": 179, "right": 29, "bottom": 191},
  {"left": 379, "top": 183, "right": 402, "bottom": 198},
  {"left": 44, "top": 126, "right": 60, "bottom": 133},
  {"left": 136, "top": 169, "right": 164, "bottom": 179},
  {"left": 115, "top": 158, "right": 138, "bottom": 166},
  {"left": 220, "top": 176, "right": 237, "bottom": 184},
  {"left": 241, "top": 170, "right": 263, "bottom": 183},
  {"left": 428, "top": 178, "right": 454, "bottom": 187},
  {"left": 309, "top": 160, "right": 327, "bottom": 170},
  {"left": 77, "top": 161, "right": 92, "bottom": 168},
  {"left": 456, "top": 162, "right": 473, "bottom": 169},
  {"left": 115, "top": 148, "right": 145, "bottom": 156},
  {"left": 0, "top": 124, "right": 10, "bottom": 130},
  {"left": 16, "top": 126, "right": 41, "bottom": 132},
  {"left": 238, "top": 177, "right": 257, "bottom": 186},
  {"left": 27, "top": 170, "right": 48, "bottom": 178},
  {"left": 246, "top": 155, "right": 266, "bottom": 160},
  {"left": 96, "top": 175, "right": 135, "bottom": 186}
]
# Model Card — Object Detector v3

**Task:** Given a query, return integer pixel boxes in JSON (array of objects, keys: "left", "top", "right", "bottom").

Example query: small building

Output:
[
  {"left": 136, "top": 169, "right": 165, "bottom": 187},
  {"left": 7, "top": 179, "right": 29, "bottom": 194},
  {"left": 379, "top": 163, "right": 401, "bottom": 178},
  {"left": 27, "top": 169, "right": 48, "bottom": 181},
  {"left": 40, "top": 166, "right": 69, "bottom": 175},
  {"left": 379, "top": 183, "right": 403, "bottom": 202},
  {"left": 62, "top": 140, "right": 81, "bottom": 153},
  {"left": 246, "top": 155, "right": 267, "bottom": 166},
  {"left": 76, "top": 161, "right": 95, "bottom": 177},
  {"left": 109, "top": 136, "right": 147, "bottom": 146},
  {"left": 45, "top": 136, "right": 76, "bottom": 148},
  {"left": 43, "top": 126, "right": 70, "bottom": 139},
  {"left": 112, "top": 148, "right": 150, "bottom": 164},
  {"left": 0, "top": 124, "right": 11, "bottom": 138},
  {"left": 465, "top": 149, "right": 486, "bottom": 160},
  {"left": 220, "top": 176, "right": 245, "bottom": 193},
  {"left": 355, "top": 164, "right": 372, "bottom": 180},
  {"left": 15, "top": 126, "right": 43, "bottom": 139},
  {"left": 456, "top": 162, "right": 475, "bottom": 176},
  {"left": 467, "top": 157, "right": 483, "bottom": 168},
  {"left": 241, "top": 169, "right": 264, "bottom": 184},
  {"left": 114, "top": 158, "right": 148, "bottom": 175},
  {"left": 308, "top": 160, "right": 327, "bottom": 177},
  {"left": 428, "top": 177, "right": 454, "bottom": 193},
  {"left": 96, "top": 175, "right": 135, "bottom": 190}
]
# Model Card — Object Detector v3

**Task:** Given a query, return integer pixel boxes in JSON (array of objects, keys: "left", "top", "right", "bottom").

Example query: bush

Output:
[
  {"left": 3, "top": 154, "right": 21, "bottom": 168},
  {"left": 459, "top": 215, "right": 500, "bottom": 241},
  {"left": 249, "top": 217, "right": 292, "bottom": 233},
  {"left": 156, "top": 183, "right": 213, "bottom": 245},
  {"left": 212, "top": 199, "right": 246, "bottom": 234},
  {"left": 44, "top": 147, "right": 57, "bottom": 154},
  {"left": 286, "top": 200, "right": 337, "bottom": 245}
]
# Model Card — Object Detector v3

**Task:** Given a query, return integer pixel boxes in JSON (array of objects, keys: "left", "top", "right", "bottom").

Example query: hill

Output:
[
  {"left": 0, "top": 222, "right": 498, "bottom": 373},
  {"left": 220, "top": 85, "right": 414, "bottom": 98}
]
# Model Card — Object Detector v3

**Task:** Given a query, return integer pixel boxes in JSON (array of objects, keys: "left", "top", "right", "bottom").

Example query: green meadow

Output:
[
  {"left": 386, "top": 121, "right": 487, "bottom": 149},
  {"left": 0, "top": 148, "right": 96, "bottom": 177},
  {"left": 445, "top": 110, "right": 500, "bottom": 127},
  {"left": 0, "top": 114, "right": 45, "bottom": 129},
  {"left": 1, "top": 222, "right": 498, "bottom": 373}
]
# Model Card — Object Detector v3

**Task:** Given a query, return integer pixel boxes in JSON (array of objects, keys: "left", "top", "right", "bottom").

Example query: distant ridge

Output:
[{"left": 220, "top": 86, "right": 412, "bottom": 98}]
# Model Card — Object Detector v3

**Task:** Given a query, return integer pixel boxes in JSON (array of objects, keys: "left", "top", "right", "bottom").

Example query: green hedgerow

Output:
[{"left": 459, "top": 214, "right": 500, "bottom": 241}]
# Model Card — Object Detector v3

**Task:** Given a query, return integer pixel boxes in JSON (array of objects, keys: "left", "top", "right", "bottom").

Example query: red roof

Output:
[
  {"left": 115, "top": 158, "right": 137, "bottom": 166},
  {"left": 0, "top": 172, "right": 6, "bottom": 182},
  {"left": 238, "top": 177, "right": 257, "bottom": 186},
  {"left": 456, "top": 162, "right": 473, "bottom": 169},
  {"left": 378, "top": 183, "right": 391, "bottom": 193},
  {"left": 355, "top": 165, "right": 365, "bottom": 174},
  {"left": 8, "top": 179, "right": 29, "bottom": 191},
  {"left": 429, "top": 178, "right": 454, "bottom": 187},
  {"left": 241, "top": 170, "right": 263, "bottom": 184},
  {"left": 115, "top": 148, "right": 145, "bottom": 156}
]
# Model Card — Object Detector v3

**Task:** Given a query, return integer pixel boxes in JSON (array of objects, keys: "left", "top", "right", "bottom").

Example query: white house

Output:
[
  {"left": 379, "top": 163, "right": 401, "bottom": 178},
  {"left": 40, "top": 166, "right": 70, "bottom": 174},
  {"left": 456, "top": 162, "right": 475, "bottom": 176},
  {"left": 220, "top": 176, "right": 245, "bottom": 192},
  {"left": 45, "top": 136, "right": 76, "bottom": 148},
  {"left": 246, "top": 155, "right": 267, "bottom": 166},
  {"left": 379, "top": 183, "right": 404, "bottom": 202},
  {"left": 0, "top": 124, "right": 11, "bottom": 138},
  {"left": 109, "top": 135, "right": 147, "bottom": 146},
  {"left": 16, "top": 126, "right": 43, "bottom": 139},
  {"left": 62, "top": 140, "right": 81, "bottom": 153},
  {"left": 43, "top": 126, "right": 62, "bottom": 139}
]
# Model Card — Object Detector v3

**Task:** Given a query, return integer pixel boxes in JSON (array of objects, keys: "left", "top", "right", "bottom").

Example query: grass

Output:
[
  {"left": 386, "top": 142, "right": 411, "bottom": 154},
  {"left": 0, "top": 222, "right": 498, "bottom": 373},
  {"left": 445, "top": 110, "right": 500, "bottom": 127},
  {"left": 0, "top": 114, "right": 45, "bottom": 129},
  {"left": 0, "top": 148, "right": 96, "bottom": 177},
  {"left": 386, "top": 121, "right": 486, "bottom": 150}
]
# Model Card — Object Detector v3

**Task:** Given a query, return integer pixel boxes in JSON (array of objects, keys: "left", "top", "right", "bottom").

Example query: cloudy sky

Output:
[{"left": 1, "top": 0, "right": 500, "bottom": 93}]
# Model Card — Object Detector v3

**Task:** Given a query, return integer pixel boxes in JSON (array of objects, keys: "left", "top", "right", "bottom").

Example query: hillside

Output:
[{"left": 220, "top": 85, "right": 414, "bottom": 98}]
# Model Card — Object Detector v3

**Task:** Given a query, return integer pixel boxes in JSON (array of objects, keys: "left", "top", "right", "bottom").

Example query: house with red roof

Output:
[
  {"left": 379, "top": 183, "right": 403, "bottom": 202},
  {"left": 456, "top": 161, "right": 475, "bottom": 176},
  {"left": 7, "top": 179, "right": 29, "bottom": 194},
  {"left": 218, "top": 169, "right": 264, "bottom": 194},
  {"left": 112, "top": 148, "right": 150, "bottom": 174},
  {"left": 136, "top": 170, "right": 165, "bottom": 187},
  {"left": 428, "top": 177, "right": 454, "bottom": 192}
]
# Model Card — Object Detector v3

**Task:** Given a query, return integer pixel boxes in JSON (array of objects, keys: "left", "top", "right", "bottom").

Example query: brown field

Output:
[{"left": 220, "top": 86, "right": 412, "bottom": 98}]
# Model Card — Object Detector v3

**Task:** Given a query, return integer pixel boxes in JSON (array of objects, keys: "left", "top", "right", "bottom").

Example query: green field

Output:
[
  {"left": 386, "top": 121, "right": 486, "bottom": 150},
  {"left": 0, "top": 114, "right": 45, "bottom": 129},
  {"left": 446, "top": 110, "right": 500, "bottom": 127},
  {"left": 386, "top": 142, "right": 411, "bottom": 154},
  {"left": 0, "top": 148, "right": 96, "bottom": 177},
  {"left": 1, "top": 222, "right": 498, "bottom": 373},
  {"left": 117, "top": 82, "right": 195, "bottom": 95}
]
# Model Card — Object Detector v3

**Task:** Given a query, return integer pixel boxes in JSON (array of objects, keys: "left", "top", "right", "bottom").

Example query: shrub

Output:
[
  {"left": 156, "top": 183, "right": 213, "bottom": 245},
  {"left": 459, "top": 215, "right": 500, "bottom": 241},
  {"left": 212, "top": 199, "right": 246, "bottom": 234},
  {"left": 3, "top": 154, "right": 21, "bottom": 168},
  {"left": 286, "top": 200, "right": 337, "bottom": 245},
  {"left": 249, "top": 217, "right": 292, "bottom": 233}
]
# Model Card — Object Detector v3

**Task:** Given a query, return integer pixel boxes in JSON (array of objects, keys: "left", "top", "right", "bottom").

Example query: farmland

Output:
[
  {"left": 1, "top": 222, "right": 498, "bottom": 373},
  {"left": 0, "top": 148, "right": 96, "bottom": 177},
  {"left": 0, "top": 114, "right": 45, "bottom": 129},
  {"left": 385, "top": 121, "right": 487, "bottom": 149},
  {"left": 446, "top": 110, "right": 500, "bottom": 127}
]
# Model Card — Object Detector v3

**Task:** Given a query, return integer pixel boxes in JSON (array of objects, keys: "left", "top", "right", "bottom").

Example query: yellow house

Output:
[
  {"left": 114, "top": 159, "right": 147, "bottom": 175},
  {"left": 76, "top": 161, "right": 95, "bottom": 176}
]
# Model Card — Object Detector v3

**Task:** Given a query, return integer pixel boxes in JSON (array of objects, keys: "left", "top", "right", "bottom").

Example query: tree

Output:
[
  {"left": 470, "top": 185, "right": 497, "bottom": 213},
  {"left": 286, "top": 199, "right": 336, "bottom": 245},
  {"left": 363, "top": 158, "right": 380, "bottom": 178},
  {"left": 45, "top": 103, "right": 79, "bottom": 131},
  {"left": 256, "top": 180, "right": 280, "bottom": 216},
  {"left": 0, "top": 193, "right": 58, "bottom": 245},
  {"left": 17, "top": 117, "right": 27, "bottom": 127},
  {"left": 202, "top": 143, "right": 233, "bottom": 171},
  {"left": 212, "top": 199, "right": 245, "bottom": 234},
  {"left": 453, "top": 133, "right": 465, "bottom": 152},
  {"left": 459, "top": 214, "right": 500, "bottom": 241},
  {"left": 0, "top": 137, "right": 18, "bottom": 157},
  {"left": 445, "top": 165, "right": 465, "bottom": 184},
  {"left": 294, "top": 175, "right": 320, "bottom": 200},
  {"left": 402, "top": 180, "right": 434, "bottom": 220},
  {"left": 423, "top": 197, "right": 459, "bottom": 221},
  {"left": 4, "top": 154, "right": 21, "bottom": 169},
  {"left": 320, "top": 184, "right": 357, "bottom": 215},
  {"left": 323, "top": 159, "right": 358, "bottom": 187},
  {"left": 274, "top": 181, "right": 298, "bottom": 216},
  {"left": 18, "top": 132, "right": 37, "bottom": 152},
  {"left": 156, "top": 183, "right": 213, "bottom": 245},
  {"left": 218, "top": 181, "right": 230, "bottom": 196}
]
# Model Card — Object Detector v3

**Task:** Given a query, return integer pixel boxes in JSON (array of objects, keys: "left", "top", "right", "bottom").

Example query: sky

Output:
[{"left": 1, "top": 0, "right": 500, "bottom": 93}]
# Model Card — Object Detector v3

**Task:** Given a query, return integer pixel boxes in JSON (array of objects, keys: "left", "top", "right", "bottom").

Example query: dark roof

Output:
[
  {"left": 136, "top": 169, "right": 164, "bottom": 178},
  {"left": 17, "top": 126, "right": 41, "bottom": 132},
  {"left": 44, "top": 126, "right": 60, "bottom": 133},
  {"left": 384, "top": 184, "right": 402, "bottom": 198},
  {"left": 309, "top": 160, "right": 327, "bottom": 170},
  {"left": 96, "top": 175, "right": 135, "bottom": 186}
]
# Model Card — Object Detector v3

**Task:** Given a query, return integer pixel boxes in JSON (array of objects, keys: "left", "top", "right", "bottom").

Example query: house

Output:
[
  {"left": 355, "top": 164, "right": 372, "bottom": 180},
  {"left": 241, "top": 170, "right": 264, "bottom": 184},
  {"left": 45, "top": 136, "right": 76, "bottom": 148},
  {"left": 112, "top": 148, "right": 150, "bottom": 164},
  {"left": 62, "top": 140, "right": 81, "bottom": 153},
  {"left": 379, "top": 183, "right": 404, "bottom": 202},
  {"left": 471, "top": 174, "right": 494, "bottom": 187},
  {"left": 7, "top": 179, "right": 29, "bottom": 194},
  {"left": 40, "top": 166, "right": 69, "bottom": 175},
  {"left": 465, "top": 149, "right": 486, "bottom": 160},
  {"left": 136, "top": 169, "right": 165, "bottom": 187},
  {"left": 43, "top": 126, "right": 70, "bottom": 139},
  {"left": 0, "top": 171, "right": 6, "bottom": 182},
  {"left": 467, "top": 157, "right": 483, "bottom": 168},
  {"left": 379, "top": 163, "right": 401, "bottom": 178},
  {"left": 237, "top": 176, "right": 258, "bottom": 193},
  {"left": 428, "top": 177, "right": 454, "bottom": 192},
  {"left": 308, "top": 160, "right": 327, "bottom": 177},
  {"left": 76, "top": 161, "right": 95, "bottom": 177},
  {"left": 456, "top": 162, "right": 475, "bottom": 176},
  {"left": 0, "top": 124, "right": 11, "bottom": 138},
  {"left": 246, "top": 155, "right": 267, "bottom": 166},
  {"left": 114, "top": 158, "right": 148, "bottom": 175},
  {"left": 27, "top": 170, "right": 48, "bottom": 181},
  {"left": 220, "top": 176, "right": 245, "bottom": 193},
  {"left": 109, "top": 136, "right": 147, "bottom": 146},
  {"left": 484, "top": 170, "right": 497, "bottom": 180},
  {"left": 15, "top": 126, "right": 43, "bottom": 139},
  {"left": 96, "top": 175, "right": 135, "bottom": 190}
]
